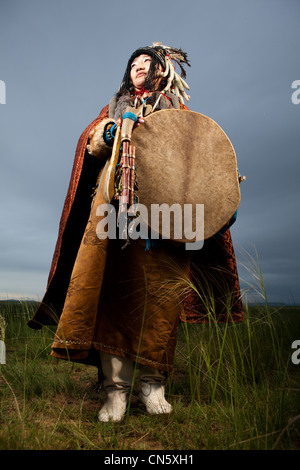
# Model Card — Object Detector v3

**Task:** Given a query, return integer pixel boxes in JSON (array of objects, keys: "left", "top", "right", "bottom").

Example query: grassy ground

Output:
[{"left": 0, "top": 299, "right": 299, "bottom": 450}]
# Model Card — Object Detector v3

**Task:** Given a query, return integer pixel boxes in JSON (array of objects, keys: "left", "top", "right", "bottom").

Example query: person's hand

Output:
[
  {"left": 116, "top": 116, "right": 144, "bottom": 128},
  {"left": 135, "top": 116, "right": 144, "bottom": 128}
]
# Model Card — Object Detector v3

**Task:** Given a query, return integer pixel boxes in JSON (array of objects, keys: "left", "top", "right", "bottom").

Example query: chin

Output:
[{"left": 135, "top": 79, "right": 146, "bottom": 88}]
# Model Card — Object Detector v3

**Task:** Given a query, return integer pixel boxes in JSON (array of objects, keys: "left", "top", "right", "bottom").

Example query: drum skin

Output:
[{"left": 130, "top": 109, "right": 240, "bottom": 242}]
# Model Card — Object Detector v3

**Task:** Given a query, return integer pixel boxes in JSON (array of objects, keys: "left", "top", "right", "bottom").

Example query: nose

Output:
[{"left": 136, "top": 61, "right": 145, "bottom": 72}]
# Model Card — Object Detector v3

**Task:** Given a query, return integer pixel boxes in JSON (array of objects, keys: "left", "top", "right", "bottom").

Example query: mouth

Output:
[{"left": 136, "top": 72, "right": 146, "bottom": 78}]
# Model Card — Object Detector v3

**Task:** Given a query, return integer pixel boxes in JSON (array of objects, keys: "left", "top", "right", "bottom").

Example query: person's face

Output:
[{"left": 130, "top": 54, "right": 152, "bottom": 90}]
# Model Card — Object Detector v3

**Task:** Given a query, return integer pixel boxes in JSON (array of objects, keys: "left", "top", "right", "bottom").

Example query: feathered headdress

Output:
[
  {"left": 152, "top": 42, "right": 191, "bottom": 103},
  {"left": 121, "top": 42, "right": 191, "bottom": 104}
]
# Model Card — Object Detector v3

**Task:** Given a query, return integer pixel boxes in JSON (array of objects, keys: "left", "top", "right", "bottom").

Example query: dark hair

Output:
[{"left": 118, "top": 49, "right": 167, "bottom": 95}]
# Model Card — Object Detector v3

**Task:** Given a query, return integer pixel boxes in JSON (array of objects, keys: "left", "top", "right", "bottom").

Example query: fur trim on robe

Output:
[{"left": 87, "top": 117, "right": 115, "bottom": 159}]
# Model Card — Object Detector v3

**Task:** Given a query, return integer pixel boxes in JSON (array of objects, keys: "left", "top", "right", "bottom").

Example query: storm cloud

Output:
[{"left": 0, "top": 0, "right": 299, "bottom": 304}]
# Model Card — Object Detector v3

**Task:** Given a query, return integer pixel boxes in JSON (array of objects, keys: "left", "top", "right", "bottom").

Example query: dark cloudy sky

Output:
[{"left": 0, "top": 0, "right": 299, "bottom": 304}]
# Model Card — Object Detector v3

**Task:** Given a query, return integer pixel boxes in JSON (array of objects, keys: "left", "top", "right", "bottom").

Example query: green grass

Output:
[{"left": 0, "top": 299, "right": 299, "bottom": 450}]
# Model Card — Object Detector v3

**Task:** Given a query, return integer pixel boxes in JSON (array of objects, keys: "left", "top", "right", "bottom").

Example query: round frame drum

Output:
[{"left": 130, "top": 109, "right": 240, "bottom": 243}]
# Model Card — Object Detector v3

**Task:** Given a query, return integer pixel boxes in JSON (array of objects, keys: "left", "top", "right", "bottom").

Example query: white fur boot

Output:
[
  {"left": 139, "top": 366, "right": 172, "bottom": 415},
  {"left": 98, "top": 351, "right": 134, "bottom": 423}
]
